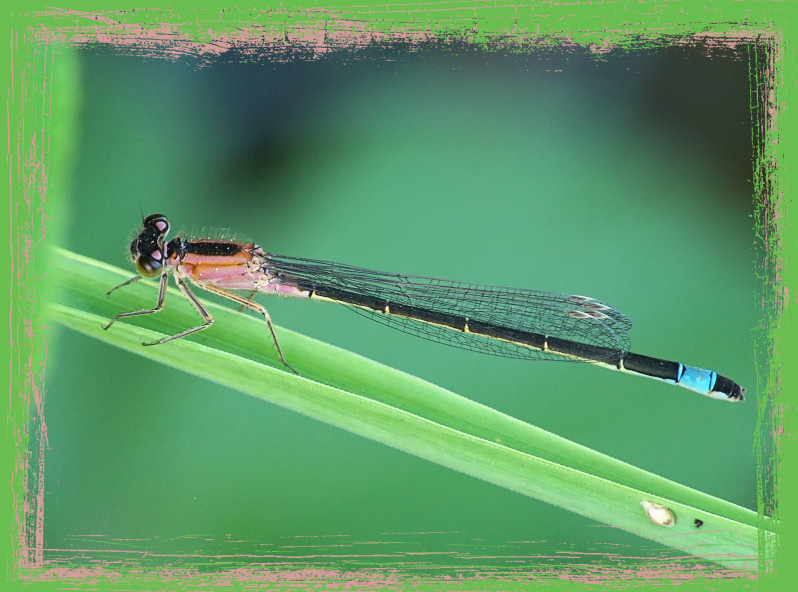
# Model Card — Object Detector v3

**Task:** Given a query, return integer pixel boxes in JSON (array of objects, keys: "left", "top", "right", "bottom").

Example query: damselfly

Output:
[{"left": 104, "top": 214, "right": 745, "bottom": 402}]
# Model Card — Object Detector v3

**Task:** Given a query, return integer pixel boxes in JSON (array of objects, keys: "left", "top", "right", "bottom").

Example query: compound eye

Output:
[
  {"left": 134, "top": 247, "right": 165, "bottom": 278},
  {"left": 143, "top": 214, "right": 169, "bottom": 237}
]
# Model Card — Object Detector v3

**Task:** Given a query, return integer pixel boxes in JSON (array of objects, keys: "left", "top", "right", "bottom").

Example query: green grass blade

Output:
[{"left": 47, "top": 246, "right": 772, "bottom": 570}]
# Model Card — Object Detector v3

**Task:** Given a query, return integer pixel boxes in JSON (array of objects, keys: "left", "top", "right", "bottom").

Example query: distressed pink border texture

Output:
[{"left": 10, "top": 3, "right": 782, "bottom": 588}]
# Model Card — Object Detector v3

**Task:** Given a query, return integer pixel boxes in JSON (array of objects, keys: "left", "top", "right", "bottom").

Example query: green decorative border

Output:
[{"left": 5, "top": 1, "right": 795, "bottom": 589}]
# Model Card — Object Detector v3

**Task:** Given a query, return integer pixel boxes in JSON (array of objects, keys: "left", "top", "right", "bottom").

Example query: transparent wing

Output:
[{"left": 265, "top": 254, "right": 632, "bottom": 362}]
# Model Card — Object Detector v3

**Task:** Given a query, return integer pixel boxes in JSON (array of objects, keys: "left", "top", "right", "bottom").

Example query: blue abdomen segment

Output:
[
  {"left": 621, "top": 352, "right": 743, "bottom": 401},
  {"left": 676, "top": 364, "right": 717, "bottom": 396}
]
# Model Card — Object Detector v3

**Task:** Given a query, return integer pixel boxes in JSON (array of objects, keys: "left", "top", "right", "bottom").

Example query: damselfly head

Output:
[{"left": 131, "top": 214, "right": 171, "bottom": 278}]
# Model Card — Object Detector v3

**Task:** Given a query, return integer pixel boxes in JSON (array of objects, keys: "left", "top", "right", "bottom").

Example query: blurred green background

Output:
[{"left": 43, "top": 44, "right": 759, "bottom": 565}]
